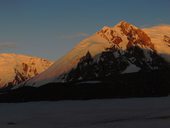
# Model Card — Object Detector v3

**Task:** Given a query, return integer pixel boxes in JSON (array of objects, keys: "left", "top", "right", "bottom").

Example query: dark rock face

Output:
[
  {"left": 164, "top": 35, "right": 170, "bottom": 47},
  {"left": 6, "top": 69, "right": 29, "bottom": 88},
  {"left": 63, "top": 44, "right": 169, "bottom": 82}
]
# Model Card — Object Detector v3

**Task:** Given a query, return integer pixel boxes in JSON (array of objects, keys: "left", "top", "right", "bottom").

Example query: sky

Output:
[{"left": 0, "top": 0, "right": 170, "bottom": 60}]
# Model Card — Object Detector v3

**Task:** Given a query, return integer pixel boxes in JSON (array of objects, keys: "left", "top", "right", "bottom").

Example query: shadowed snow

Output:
[{"left": 0, "top": 97, "right": 170, "bottom": 128}]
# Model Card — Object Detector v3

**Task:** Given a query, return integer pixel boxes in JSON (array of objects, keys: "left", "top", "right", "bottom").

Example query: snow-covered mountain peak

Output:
[
  {"left": 116, "top": 20, "right": 138, "bottom": 29},
  {"left": 97, "top": 21, "right": 154, "bottom": 51},
  {"left": 17, "top": 21, "right": 170, "bottom": 88},
  {"left": 0, "top": 53, "right": 53, "bottom": 88},
  {"left": 101, "top": 26, "right": 111, "bottom": 31}
]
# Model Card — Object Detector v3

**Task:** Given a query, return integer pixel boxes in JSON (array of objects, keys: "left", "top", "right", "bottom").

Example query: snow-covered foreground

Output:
[{"left": 1, "top": 97, "right": 170, "bottom": 128}]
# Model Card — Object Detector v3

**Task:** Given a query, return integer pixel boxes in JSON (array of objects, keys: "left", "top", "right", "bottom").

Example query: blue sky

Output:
[{"left": 0, "top": 0, "right": 170, "bottom": 60}]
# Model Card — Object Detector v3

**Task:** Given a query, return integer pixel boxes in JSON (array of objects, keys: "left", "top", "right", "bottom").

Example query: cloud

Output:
[
  {"left": 140, "top": 24, "right": 152, "bottom": 28},
  {"left": 141, "top": 22, "right": 170, "bottom": 29},
  {"left": 59, "top": 32, "right": 89, "bottom": 40},
  {"left": 0, "top": 42, "right": 17, "bottom": 50}
]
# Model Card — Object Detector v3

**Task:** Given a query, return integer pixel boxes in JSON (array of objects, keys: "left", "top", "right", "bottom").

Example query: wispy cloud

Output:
[
  {"left": 59, "top": 32, "right": 89, "bottom": 40},
  {"left": 0, "top": 42, "right": 17, "bottom": 50},
  {"left": 140, "top": 24, "right": 152, "bottom": 28}
]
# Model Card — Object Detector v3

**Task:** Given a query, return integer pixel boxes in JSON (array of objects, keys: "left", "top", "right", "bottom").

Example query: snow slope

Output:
[
  {"left": 23, "top": 21, "right": 159, "bottom": 87},
  {"left": 143, "top": 25, "right": 170, "bottom": 62},
  {"left": 0, "top": 53, "right": 53, "bottom": 88},
  {"left": 122, "top": 63, "right": 141, "bottom": 74},
  {"left": 0, "top": 97, "right": 170, "bottom": 128},
  {"left": 22, "top": 31, "right": 112, "bottom": 86}
]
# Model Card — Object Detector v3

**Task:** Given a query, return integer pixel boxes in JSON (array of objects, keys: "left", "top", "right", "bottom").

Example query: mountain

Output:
[
  {"left": 0, "top": 53, "right": 53, "bottom": 89},
  {"left": 143, "top": 25, "right": 170, "bottom": 62},
  {"left": 18, "top": 21, "right": 170, "bottom": 88}
]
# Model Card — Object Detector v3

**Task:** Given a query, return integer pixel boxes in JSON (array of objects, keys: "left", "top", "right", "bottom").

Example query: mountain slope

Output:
[
  {"left": 143, "top": 25, "right": 170, "bottom": 62},
  {"left": 63, "top": 46, "right": 168, "bottom": 82},
  {"left": 20, "top": 21, "right": 170, "bottom": 87},
  {"left": 0, "top": 53, "right": 53, "bottom": 89}
]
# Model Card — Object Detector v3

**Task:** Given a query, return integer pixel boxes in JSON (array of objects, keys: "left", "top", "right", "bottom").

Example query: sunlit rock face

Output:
[
  {"left": 119, "top": 21, "right": 153, "bottom": 48},
  {"left": 97, "top": 21, "right": 154, "bottom": 50},
  {"left": 0, "top": 53, "right": 53, "bottom": 88}
]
